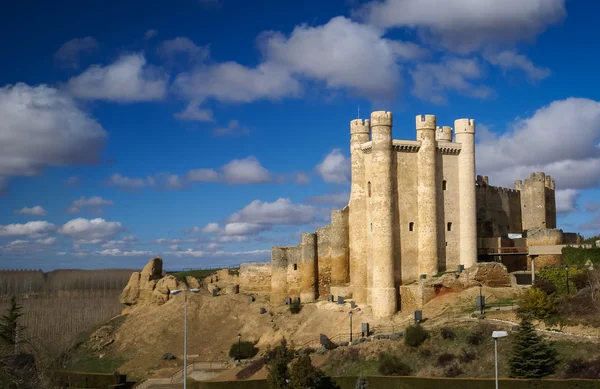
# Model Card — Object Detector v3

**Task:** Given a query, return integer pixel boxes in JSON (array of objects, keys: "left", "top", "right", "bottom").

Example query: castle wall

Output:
[
  {"left": 396, "top": 150, "right": 419, "bottom": 283},
  {"left": 239, "top": 262, "right": 271, "bottom": 294},
  {"left": 299, "top": 233, "right": 318, "bottom": 302},
  {"left": 476, "top": 178, "right": 522, "bottom": 238},
  {"left": 316, "top": 224, "right": 332, "bottom": 298},
  {"left": 439, "top": 151, "right": 460, "bottom": 272}
]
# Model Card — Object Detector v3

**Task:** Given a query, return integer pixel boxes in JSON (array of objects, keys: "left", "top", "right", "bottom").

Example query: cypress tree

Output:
[
  {"left": 267, "top": 338, "right": 293, "bottom": 389},
  {"left": 508, "top": 316, "right": 559, "bottom": 378},
  {"left": 289, "top": 354, "right": 325, "bottom": 389}
]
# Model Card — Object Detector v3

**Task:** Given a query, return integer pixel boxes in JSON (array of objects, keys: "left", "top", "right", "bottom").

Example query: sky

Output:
[{"left": 1, "top": 0, "right": 599, "bottom": 271}]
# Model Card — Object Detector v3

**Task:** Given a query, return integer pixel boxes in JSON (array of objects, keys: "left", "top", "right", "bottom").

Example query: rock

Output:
[
  {"left": 461, "top": 262, "right": 510, "bottom": 287},
  {"left": 119, "top": 272, "right": 141, "bottom": 305},
  {"left": 152, "top": 276, "right": 203, "bottom": 305},
  {"left": 208, "top": 283, "right": 221, "bottom": 294},
  {"left": 90, "top": 325, "right": 115, "bottom": 352},
  {"left": 225, "top": 284, "right": 239, "bottom": 294},
  {"left": 141, "top": 257, "right": 163, "bottom": 279}
]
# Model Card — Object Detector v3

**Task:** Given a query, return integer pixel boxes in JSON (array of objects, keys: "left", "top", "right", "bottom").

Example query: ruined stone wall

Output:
[
  {"left": 270, "top": 245, "right": 300, "bottom": 305},
  {"left": 239, "top": 262, "right": 271, "bottom": 294},
  {"left": 316, "top": 223, "right": 333, "bottom": 298},
  {"left": 476, "top": 176, "right": 523, "bottom": 238}
]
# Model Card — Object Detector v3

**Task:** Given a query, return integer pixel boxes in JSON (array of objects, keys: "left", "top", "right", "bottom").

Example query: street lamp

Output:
[
  {"left": 237, "top": 333, "right": 241, "bottom": 362},
  {"left": 170, "top": 288, "right": 200, "bottom": 389},
  {"left": 349, "top": 311, "right": 353, "bottom": 343},
  {"left": 478, "top": 284, "right": 484, "bottom": 315},
  {"left": 564, "top": 265, "right": 570, "bottom": 294},
  {"left": 492, "top": 331, "right": 508, "bottom": 389}
]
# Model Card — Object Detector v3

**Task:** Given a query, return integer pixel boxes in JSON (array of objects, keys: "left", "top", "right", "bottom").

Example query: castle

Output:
[{"left": 270, "top": 111, "right": 563, "bottom": 318}]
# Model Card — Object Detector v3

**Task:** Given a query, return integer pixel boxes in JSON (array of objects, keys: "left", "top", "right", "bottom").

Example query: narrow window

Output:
[
  {"left": 368, "top": 181, "right": 371, "bottom": 197},
  {"left": 447, "top": 222, "right": 452, "bottom": 232},
  {"left": 370, "top": 223, "right": 372, "bottom": 232},
  {"left": 409, "top": 222, "right": 414, "bottom": 232},
  {"left": 293, "top": 264, "right": 297, "bottom": 271},
  {"left": 442, "top": 180, "right": 447, "bottom": 191}
]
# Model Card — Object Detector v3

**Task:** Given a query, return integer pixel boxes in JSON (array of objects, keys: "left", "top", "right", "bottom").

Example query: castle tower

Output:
[
  {"left": 299, "top": 232, "right": 318, "bottom": 302},
  {"left": 370, "top": 111, "right": 397, "bottom": 318},
  {"left": 455, "top": 119, "right": 477, "bottom": 268},
  {"left": 520, "top": 172, "right": 556, "bottom": 230},
  {"left": 416, "top": 115, "right": 439, "bottom": 277},
  {"left": 436, "top": 126, "right": 453, "bottom": 142},
  {"left": 330, "top": 208, "right": 350, "bottom": 287},
  {"left": 348, "top": 119, "right": 370, "bottom": 303}
]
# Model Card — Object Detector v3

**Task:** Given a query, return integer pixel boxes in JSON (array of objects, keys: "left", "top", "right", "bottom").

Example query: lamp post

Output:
[
  {"left": 237, "top": 333, "right": 241, "bottom": 362},
  {"left": 349, "top": 311, "right": 353, "bottom": 343},
  {"left": 170, "top": 288, "right": 200, "bottom": 389},
  {"left": 492, "top": 331, "right": 508, "bottom": 389},
  {"left": 478, "top": 284, "right": 484, "bottom": 315},
  {"left": 565, "top": 265, "right": 570, "bottom": 294}
]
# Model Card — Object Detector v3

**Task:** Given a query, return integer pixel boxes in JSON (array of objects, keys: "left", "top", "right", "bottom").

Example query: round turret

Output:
[
  {"left": 350, "top": 119, "right": 370, "bottom": 135},
  {"left": 454, "top": 118, "right": 476, "bottom": 134},
  {"left": 371, "top": 111, "right": 392, "bottom": 127},
  {"left": 436, "top": 126, "right": 453, "bottom": 142},
  {"left": 416, "top": 114, "right": 436, "bottom": 130}
]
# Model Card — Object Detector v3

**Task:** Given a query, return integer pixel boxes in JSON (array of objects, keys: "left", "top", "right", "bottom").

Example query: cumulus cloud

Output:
[
  {"left": 222, "top": 222, "right": 269, "bottom": 236},
  {"left": 222, "top": 156, "right": 271, "bottom": 184},
  {"left": 213, "top": 120, "right": 250, "bottom": 137},
  {"left": 484, "top": 50, "right": 551, "bottom": 81},
  {"left": 555, "top": 189, "right": 579, "bottom": 214},
  {"left": 67, "top": 196, "right": 113, "bottom": 214},
  {"left": 108, "top": 172, "right": 184, "bottom": 190},
  {"left": 157, "top": 37, "right": 209, "bottom": 64},
  {"left": 305, "top": 192, "right": 350, "bottom": 207},
  {"left": 476, "top": 98, "right": 600, "bottom": 191},
  {"left": 316, "top": 149, "right": 350, "bottom": 184},
  {"left": 14, "top": 206, "right": 47, "bottom": 216},
  {"left": 107, "top": 173, "right": 151, "bottom": 189},
  {"left": 227, "top": 198, "right": 317, "bottom": 225},
  {"left": 0, "top": 83, "right": 107, "bottom": 178},
  {"left": 58, "top": 218, "right": 124, "bottom": 242},
  {"left": 54, "top": 36, "right": 98, "bottom": 68},
  {"left": 170, "top": 248, "right": 269, "bottom": 258},
  {"left": 0, "top": 221, "right": 57, "bottom": 237},
  {"left": 174, "top": 101, "right": 215, "bottom": 122},
  {"left": 294, "top": 173, "right": 310, "bottom": 185},
  {"left": 410, "top": 57, "right": 493, "bottom": 105},
  {"left": 356, "top": 0, "right": 566, "bottom": 53},
  {"left": 98, "top": 249, "right": 154, "bottom": 256},
  {"left": 66, "top": 53, "right": 168, "bottom": 102},
  {"left": 201, "top": 223, "right": 220, "bottom": 233},
  {"left": 185, "top": 168, "right": 219, "bottom": 182}
]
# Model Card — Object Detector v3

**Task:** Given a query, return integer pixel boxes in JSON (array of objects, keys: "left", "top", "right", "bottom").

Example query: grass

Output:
[{"left": 62, "top": 314, "right": 129, "bottom": 374}]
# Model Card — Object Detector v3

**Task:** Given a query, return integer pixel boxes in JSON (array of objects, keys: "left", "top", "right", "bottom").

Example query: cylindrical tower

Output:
[
  {"left": 299, "top": 233, "right": 317, "bottom": 302},
  {"left": 330, "top": 208, "right": 350, "bottom": 287},
  {"left": 455, "top": 118, "right": 477, "bottom": 269},
  {"left": 436, "top": 126, "right": 453, "bottom": 142},
  {"left": 370, "top": 111, "right": 397, "bottom": 318},
  {"left": 416, "top": 115, "right": 439, "bottom": 277},
  {"left": 348, "top": 119, "right": 370, "bottom": 303},
  {"left": 270, "top": 247, "right": 288, "bottom": 305}
]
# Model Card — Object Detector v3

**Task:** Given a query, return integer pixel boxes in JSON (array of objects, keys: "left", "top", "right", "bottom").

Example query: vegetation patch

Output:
[
  {"left": 229, "top": 341, "right": 258, "bottom": 360},
  {"left": 403, "top": 325, "right": 429, "bottom": 348},
  {"left": 561, "top": 246, "right": 600, "bottom": 266}
]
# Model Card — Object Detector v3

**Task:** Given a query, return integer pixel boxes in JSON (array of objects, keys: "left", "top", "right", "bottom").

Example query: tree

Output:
[
  {"left": 509, "top": 316, "right": 559, "bottom": 378},
  {"left": 0, "top": 296, "right": 25, "bottom": 350},
  {"left": 267, "top": 338, "right": 294, "bottom": 389},
  {"left": 289, "top": 354, "right": 325, "bottom": 389}
]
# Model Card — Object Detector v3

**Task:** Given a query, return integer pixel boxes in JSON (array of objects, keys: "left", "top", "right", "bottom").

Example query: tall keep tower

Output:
[{"left": 455, "top": 119, "right": 477, "bottom": 268}]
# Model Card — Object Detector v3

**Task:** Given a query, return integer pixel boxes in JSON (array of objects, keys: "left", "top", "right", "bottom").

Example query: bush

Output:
[
  {"left": 229, "top": 341, "right": 259, "bottom": 360},
  {"left": 236, "top": 357, "right": 268, "bottom": 380},
  {"left": 466, "top": 331, "right": 484, "bottom": 346},
  {"left": 538, "top": 266, "right": 585, "bottom": 295},
  {"left": 404, "top": 324, "right": 429, "bottom": 348},
  {"left": 533, "top": 278, "right": 557, "bottom": 295},
  {"left": 436, "top": 353, "right": 455, "bottom": 367},
  {"left": 563, "top": 358, "right": 600, "bottom": 379},
  {"left": 571, "top": 271, "right": 590, "bottom": 290},
  {"left": 267, "top": 339, "right": 294, "bottom": 389},
  {"left": 459, "top": 349, "right": 477, "bottom": 363},
  {"left": 289, "top": 354, "right": 325, "bottom": 389},
  {"left": 517, "top": 287, "right": 559, "bottom": 320},
  {"left": 378, "top": 353, "right": 412, "bottom": 376},
  {"left": 562, "top": 246, "right": 600, "bottom": 266},
  {"left": 163, "top": 352, "right": 175, "bottom": 360},
  {"left": 418, "top": 348, "right": 433, "bottom": 358},
  {"left": 440, "top": 327, "right": 456, "bottom": 340},
  {"left": 289, "top": 300, "right": 302, "bottom": 314},
  {"left": 444, "top": 363, "right": 464, "bottom": 377}
]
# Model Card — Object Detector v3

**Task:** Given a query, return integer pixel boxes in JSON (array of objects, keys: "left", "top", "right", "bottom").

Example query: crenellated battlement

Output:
[
  {"left": 436, "top": 126, "right": 453, "bottom": 142},
  {"left": 476, "top": 175, "right": 489, "bottom": 187},
  {"left": 454, "top": 118, "right": 476, "bottom": 134},
  {"left": 524, "top": 172, "right": 547, "bottom": 184},
  {"left": 416, "top": 114, "right": 436, "bottom": 130},
  {"left": 545, "top": 175, "right": 555, "bottom": 190},
  {"left": 371, "top": 111, "right": 393, "bottom": 127},
  {"left": 351, "top": 118, "right": 371, "bottom": 135}
]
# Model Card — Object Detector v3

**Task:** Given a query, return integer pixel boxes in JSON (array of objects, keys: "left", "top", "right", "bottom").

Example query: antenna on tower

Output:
[{"left": 357, "top": 105, "right": 360, "bottom": 119}]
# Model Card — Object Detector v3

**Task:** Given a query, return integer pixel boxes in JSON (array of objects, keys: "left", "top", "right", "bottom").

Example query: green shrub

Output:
[
  {"left": 458, "top": 349, "right": 477, "bottom": 363},
  {"left": 229, "top": 341, "right": 259, "bottom": 360},
  {"left": 267, "top": 339, "right": 294, "bottom": 389},
  {"left": 289, "top": 300, "right": 302, "bottom": 314},
  {"left": 403, "top": 324, "right": 429, "bottom": 348},
  {"left": 563, "top": 358, "right": 600, "bottom": 379},
  {"left": 444, "top": 363, "right": 464, "bottom": 377},
  {"left": 466, "top": 331, "right": 484, "bottom": 346},
  {"left": 289, "top": 354, "right": 325, "bottom": 389},
  {"left": 517, "top": 287, "right": 558, "bottom": 320},
  {"left": 440, "top": 327, "right": 456, "bottom": 340},
  {"left": 562, "top": 246, "right": 600, "bottom": 266},
  {"left": 533, "top": 278, "right": 557, "bottom": 295},
  {"left": 538, "top": 266, "right": 585, "bottom": 295},
  {"left": 377, "top": 353, "right": 412, "bottom": 376},
  {"left": 436, "top": 353, "right": 455, "bottom": 367}
]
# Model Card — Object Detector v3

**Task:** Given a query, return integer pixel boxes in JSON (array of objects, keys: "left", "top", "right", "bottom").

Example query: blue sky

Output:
[{"left": 1, "top": 0, "right": 599, "bottom": 271}]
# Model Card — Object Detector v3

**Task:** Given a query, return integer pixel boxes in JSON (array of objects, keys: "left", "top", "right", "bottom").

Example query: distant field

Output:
[{"left": 0, "top": 268, "right": 135, "bottom": 360}]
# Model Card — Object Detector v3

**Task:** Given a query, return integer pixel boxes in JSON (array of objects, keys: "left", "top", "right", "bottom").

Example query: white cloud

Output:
[
  {"left": 14, "top": 206, "right": 47, "bottom": 216},
  {"left": 227, "top": 198, "right": 317, "bottom": 225},
  {"left": 175, "top": 101, "right": 215, "bottom": 122},
  {"left": 484, "top": 50, "right": 551, "bottom": 81},
  {"left": 201, "top": 223, "right": 220, "bottom": 233},
  {"left": 144, "top": 29, "right": 158, "bottom": 40},
  {"left": 67, "top": 196, "right": 113, "bottom": 214},
  {"left": 259, "top": 16, "right": 419, "bottom": 99},
  {"left": 0, "top": 83, "right": 107, "bottom": 178},
  {"left": 477, "top": 98, "right": 600, "bottom": 191},
  {"left": 54, "top": 36, "right": 98, "bottom": 68},
  {"left": 223, "top": 222, "right": 268, "bottom": 236},
  {"left": 157, "top": 37, "right": 209, "bottom": 63},
  {"left": 108, "top": 173, "right": 150, "bottom": 189},
  {"left": 294, "top": 173, "right": 310, "bottom": 185},
  {"left": 305, "top": 192, "right": 350, "bottom": 208},
  {"left": 356, "top": 0, "right": 566, "bottom": 53},
  {"left": 555, "top": 189, "right": 579, "bottom": 214},
  {"left": 0, "top": 221, "right": 57, "bottom": 237},
  {"left": 214, "top": 120, "right": 250, "bottom": 137},
  {"left": 410, "top": 57, "right": 493, "bottom": 105},
  {"left": 98, "top": 249, "right": 154, "bottom": 256},
  {"left": 222, "top": 156, "right": 271, "bottom": 184},
  {"left": 66, "top": 53, "right": 168, "bottom": 102},
  {"left": 170, "top": 248, "right": 269, "bottom": 257},
  {"left": 36, "top": 237, "right": 56, "bottom": 245},
  {"left": 316, "top": 149, "right": 350, "bottom": 184},
  {"left": 185, "top": 168, "right": 219, "bottom": 182},
  {"left": 58, "top": 218, "right": 124, "bottom": 242}
]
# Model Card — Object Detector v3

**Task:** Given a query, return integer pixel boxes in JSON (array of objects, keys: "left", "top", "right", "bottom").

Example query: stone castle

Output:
[{"left": 269, "top": 111, "right": 565, "bottom": 318}]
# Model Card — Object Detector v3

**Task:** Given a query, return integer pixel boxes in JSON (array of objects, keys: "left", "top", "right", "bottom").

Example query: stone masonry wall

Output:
[
  {"left": 476, "top": 176, "right": 522, "bottom": 238},
  {"left": 239, "top": 262, "right": 271, "bottom": 294}
]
